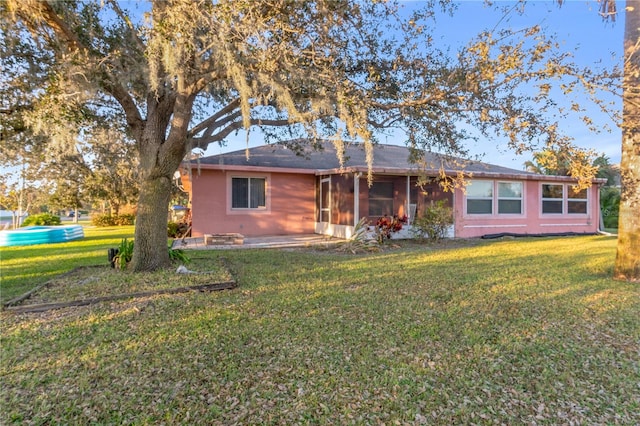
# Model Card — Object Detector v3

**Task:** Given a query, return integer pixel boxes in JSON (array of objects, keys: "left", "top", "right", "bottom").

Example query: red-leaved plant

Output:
[{"left": 375, "top": 214, "right": 407, "bottom": 243}]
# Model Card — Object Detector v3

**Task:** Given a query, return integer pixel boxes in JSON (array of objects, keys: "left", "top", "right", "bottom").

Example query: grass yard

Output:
[
  {"left": 0, "top": 225, "right": 135, "bottom": 303},
  {"left": 1, "top": 235, "right": 638, "bottom": 424}
]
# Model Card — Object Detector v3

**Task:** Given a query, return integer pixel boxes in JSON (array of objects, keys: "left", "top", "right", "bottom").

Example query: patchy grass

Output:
[
  {"left": 20, "top": 256, "right": 233, "bottom": 306},
  {"left": 1, "top": 235, "right": 638, "bottom": 424},
  {"left": 0, "top": 226, "right": 135, "bottom": 303}
]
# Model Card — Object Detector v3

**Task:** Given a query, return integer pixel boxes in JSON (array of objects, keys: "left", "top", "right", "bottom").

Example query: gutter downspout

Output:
[
  {"left": 596, "top": 182, "right": 617, "bottom": 236},
  {"left": 354, "top": 172, "right": 361, "bottom": 226},
  {"left": 406, "top": 175, "right": 411, "bottom": 224}
]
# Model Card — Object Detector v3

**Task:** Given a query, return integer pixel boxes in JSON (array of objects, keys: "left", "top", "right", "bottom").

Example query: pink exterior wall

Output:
[
  {"left": 190, "top": 169, "right": 316, "bottom": 237},
  {"left": 453, "top": 179, "right": 601, "bottom": 238},
  {"left": 188, "top": 168, "right": 602, "bottom": 239}
]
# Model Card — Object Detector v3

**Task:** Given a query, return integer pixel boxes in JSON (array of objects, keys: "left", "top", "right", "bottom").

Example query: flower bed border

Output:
[
  {"left": 3, "top": 259, "right": 238, "bottom": 314},
  {"left": 4, "top": 280, "right": 237, "bottom": 314}
]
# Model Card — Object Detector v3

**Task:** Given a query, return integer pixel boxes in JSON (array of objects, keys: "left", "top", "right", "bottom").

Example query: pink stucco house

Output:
[{"left": 181, "top": 141, "right": 604, "bottom": 239}]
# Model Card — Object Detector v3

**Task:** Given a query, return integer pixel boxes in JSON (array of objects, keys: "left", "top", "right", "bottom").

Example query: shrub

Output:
[
  {"left": 600, "top": 186, "right": 620, "bottom": 229},
  {"left": 92, "top": 214, "right": 116, "bottom": 227},
  {"left": 336, "top": 217, "right": 380, "bottom": 253},
  {"left": 168, "top": 244, "right": 191, "bottom": 264},
  {"left": 168, "top": 221, "right": 180, "bottom": 238},
  {"left": 92, "top": 214, "right": 135, "bottom": 227},
  {"left": 374, "top": 214, "right": 407, "bottom": 243},
  {"left": 112, "top": 238, "right": 134, "bottom": 270},
  {"left": 113, "top": 214, "right": 135, "bottom": 226},
  {"left": 111, "top": 239, "right": 191, "bottom": 270},
  {"left": 21, "top": 213, "right": 61, "bottom": 226},
  {"left": 411, "top": 200, "right": 454, "bottom": 242}
]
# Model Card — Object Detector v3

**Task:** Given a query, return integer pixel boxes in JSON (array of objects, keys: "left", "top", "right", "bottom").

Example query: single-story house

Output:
[{"left": 180, "top": 141, "right": 604, "bottom": 239}]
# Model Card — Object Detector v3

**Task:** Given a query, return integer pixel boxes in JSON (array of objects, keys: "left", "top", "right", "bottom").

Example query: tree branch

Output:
[
  {"left": 188, "top": 98, "right": 242, "bottom": 137},
  {"left": 190, "top": 117, "right": 293, "bottom": 150},
  {"left": 32, "top": 1, "right": 85, "bottom": 51},
  {"left": 105, "top": 0, "right": 146, "bottom": 53},
  {"left": 16, "top": 1, "right": 147, "bottom": 143}
]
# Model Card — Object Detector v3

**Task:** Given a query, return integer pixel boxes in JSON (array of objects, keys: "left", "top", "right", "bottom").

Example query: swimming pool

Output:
[{"left": 0, "top": 225, "right": 85, "bottom": 247}]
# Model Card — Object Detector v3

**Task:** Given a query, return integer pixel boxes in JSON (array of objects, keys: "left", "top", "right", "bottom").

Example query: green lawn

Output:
[
  {"left": 1, "top": 235, "right": 638, "bottom": 424},
  {"left": 0, "top": 225, "right": 135, "bottom": 303}
]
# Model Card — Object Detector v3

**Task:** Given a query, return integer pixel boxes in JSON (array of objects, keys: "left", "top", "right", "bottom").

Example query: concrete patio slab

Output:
[{"left": 171, "top": 234, "right": 344, "bottom": 250}]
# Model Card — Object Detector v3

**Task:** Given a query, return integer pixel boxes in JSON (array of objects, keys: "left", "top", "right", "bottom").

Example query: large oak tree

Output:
[
  {"left": 614, "top": 1, "right": 640, "bottom": 281},
  {"left": 2, "top": 0, "right": 623, "bottom": 273}
]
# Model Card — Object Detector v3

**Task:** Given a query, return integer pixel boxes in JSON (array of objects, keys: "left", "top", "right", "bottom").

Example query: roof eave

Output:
[
  {"left": 188, "top": 162, "right": 317, "bottom": 175},
  {"left": 315, "top": 167, "right": 606, "bottom": 184}
]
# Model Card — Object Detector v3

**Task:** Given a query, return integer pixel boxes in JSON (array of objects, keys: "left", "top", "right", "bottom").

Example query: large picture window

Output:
[
  {"left": 368, "top": 181, "right": 394, "bottom": 216},
  {"left": 232, "top": 177, "right": 266, "bottom": 209}
]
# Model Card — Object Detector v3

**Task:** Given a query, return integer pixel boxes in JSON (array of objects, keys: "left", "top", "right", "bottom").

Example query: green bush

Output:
[
  {"left": 336, "top": 217, "right": 380, "bottom": 253},
  {"left": 21, "top": 213, "right": 61, "bottom": 227},
  {"left": 92, "top": 214, "right": 116, "bottom": 227},
  {"left": 168, "top": 244, "right": 191, "bottom": 264},
  {"left": 168, "top": 221, "right": 179, "bottom": 238},
  {"left": 410, "top": 200, "right": 454, "bottom": 242},
  {"left": 112, "top": 238, "right": 134, "bottom": 270},
  {"left": 600, "top": 186, "right": 620, "bottom": 229},
  {"left": 113, "top": 214, "right": 135, "bottom": 226},
  {"left": 112, "top": 239, "right": 191, "bottom": 270},
  {"left": 92, "top": 214, "right": 135, "bottom": 227}
]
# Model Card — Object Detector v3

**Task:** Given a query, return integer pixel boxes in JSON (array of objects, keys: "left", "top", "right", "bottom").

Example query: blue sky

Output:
[{"left": 206, "top": 0, "right": 623, "bottom": 170}]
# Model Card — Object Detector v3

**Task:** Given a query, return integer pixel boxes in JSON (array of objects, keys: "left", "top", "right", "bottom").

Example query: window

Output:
[
  {"left": 368, "top": 181, "right": 394, "bottom": 216},
  {"left": 542, "top": 184, "right": 563, "bottom": 214},
  {"left": 541, "top": 184, "right": 589, "bottom": 215},
  {"left": 232, "top": 177, "right": 266, "bottom": 209},
  {"left": 466, "top": 180, "right": 523, "bottom": 215},
  {"left": 568, "top": 187, "right": 588, "bottom": 214},
  {"left": 498, "top": 182, "right": 523, "bottom": 214},
  {"left": 466, "top": 180, "right": 493, "bottom": 214}
]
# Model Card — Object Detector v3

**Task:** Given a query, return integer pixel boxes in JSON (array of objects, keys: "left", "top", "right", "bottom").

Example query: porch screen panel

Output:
[
  {"left": 333, "top": 175, "right": 354, "bottom": 226},
  {"left": 368, "top": 181, "right": 394, "bottom": 216},
  {"left": 320, "top": 179, "right": 330, "bottom": 222}
]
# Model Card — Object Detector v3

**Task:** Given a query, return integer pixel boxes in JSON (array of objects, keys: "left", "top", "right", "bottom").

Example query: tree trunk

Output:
[
  {"left": 128, "top": 92, "right": 191, "bottom": 272},
  {"left": 614, "top": 1, "right": 640, "bottom": 281},
  {"left": 129, "top": 172, "right": 172, "bottom": 271}
]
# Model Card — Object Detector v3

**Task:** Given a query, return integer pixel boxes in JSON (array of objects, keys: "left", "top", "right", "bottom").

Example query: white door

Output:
[{"left": 320, "top": 178, "right": 330, "bottom": 223}]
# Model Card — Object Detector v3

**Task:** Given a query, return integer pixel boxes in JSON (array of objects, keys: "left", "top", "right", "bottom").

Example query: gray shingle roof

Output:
[{"left": 196, "top": 140, "right": 534, "bottom": 176}]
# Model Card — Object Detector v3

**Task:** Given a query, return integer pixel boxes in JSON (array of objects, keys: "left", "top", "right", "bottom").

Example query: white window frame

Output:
[
  {"left": 319, "top": 177, "right": 331, "bottom": 223},
  {"left": 228, "top": 175, "right": 269, "bottom": 213},
  {"left": 465, "top": 180, "right": 524, "bottom": 216},
  {"left": 497, "top": 181, "right": 523, "bottom": 215},
  {"left": 465, "top": 180, "right": 494, "bottom": 215},
  {"left": 541, "top": 183, "right": 565, "bottom": 214},
  {"left": 567, "top": 186, "right": 588, "bottom": 215},
  {"left": 540, "top": 183, "right": 589, "bottom": 216}
]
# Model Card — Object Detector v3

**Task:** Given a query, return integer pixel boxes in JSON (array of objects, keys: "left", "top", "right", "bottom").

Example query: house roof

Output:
[{"left": 192, "top": 140, "right": 599, "bottom": 183}]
